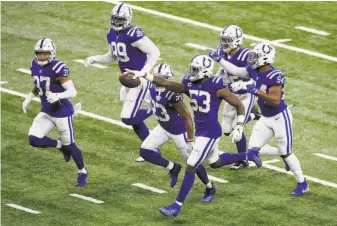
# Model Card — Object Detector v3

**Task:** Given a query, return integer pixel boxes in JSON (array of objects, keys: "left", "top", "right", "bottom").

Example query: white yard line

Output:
[
  {"left": 314, "top": 153, "right": 337, "bottom": 162},
  {"left": 132, "top": 183, "right": 168, "bottom": 193},
  {"left": 69, "top": 194, "right": 104, "bottom": 204},
  {"left": 295, "top": 26, "right": 330, "bottom": 36},
  {"left": 250, "top": 39, "right": 292, "bottom": 46},
  {"left": 3, "top": 84, "right": 337, "bottom": 189},
  {"left": 263, "top": 163, "right": 337, "bottom": 189},
  {"left": 208, "top": 175, "right": 228, "bottom": 183},
  {"left": 249, "top": 159, "right": 280, "bottom": 167},
  {"left": 6, "top": 204, "right": 41, "bottom": 214},
  {"left": 73, "top": 59, "right": 107, "bottom": 69},
  {"left": 1, "top": 81, "right": 8, "bottom": 85},
  {"left": 16, "top": 68, "right": 31, "bottom": 74},
  {"left": 105, "top": 1, "right": 337, "bottom": 63},
  {"left": 185, "top": 43, "right": 214, "bottom": 51}
]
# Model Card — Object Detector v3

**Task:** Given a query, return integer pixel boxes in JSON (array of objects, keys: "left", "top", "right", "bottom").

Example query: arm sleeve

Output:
[
  {"left": 168, "top": 92, "right": 184, "bottom": 105},
  {"left": 219, "top": 58, "right": 250, "bottom": 79},
  {"left": 131, "top": 36, "right": 160, "bottom": 73},
  {"left": 92, "top": 47, "right": 117, "bottom": 64},
  {"left": 58, "top": 80, "right": 77, "bottom": 99}
]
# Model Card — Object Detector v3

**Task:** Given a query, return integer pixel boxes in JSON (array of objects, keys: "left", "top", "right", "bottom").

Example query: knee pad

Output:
[
  {"left": 281, "top": 153, "right": 291, "bottom": 159},
  {"left": 28, "top": 135, "right": 41, "bottom": 147},
  {"left": 210, "top": 162, "right": 220, "bottom": 169},
  {"left": 223, "top": 133, "right": 231, "bottom": 137}
]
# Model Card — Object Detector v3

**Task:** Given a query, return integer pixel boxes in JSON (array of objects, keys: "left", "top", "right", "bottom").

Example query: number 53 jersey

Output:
[
  {"left": 182, "top": 75, "right": 227, "bottom": 139},
  {"left": 30, "top": 59, "right": 74, "bottom": 118}
]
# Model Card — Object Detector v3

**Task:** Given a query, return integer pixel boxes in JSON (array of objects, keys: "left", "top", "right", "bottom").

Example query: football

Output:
[{"left": 119, "top": 72, "right": 141, "bottom": 88}]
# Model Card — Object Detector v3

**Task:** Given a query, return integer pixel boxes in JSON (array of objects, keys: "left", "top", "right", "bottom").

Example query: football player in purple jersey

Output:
[
  {"left": 22, "top": 38, "right": 88, "bottom": 186},
  {"left": 128, "top": 54, "right": 262, "bottom": 217},
  {"left": 84, "top": 3, "right": 160, "bottom": 162},
  {"left": 139, "top": 63, "right": 216, "bottom": 202}
]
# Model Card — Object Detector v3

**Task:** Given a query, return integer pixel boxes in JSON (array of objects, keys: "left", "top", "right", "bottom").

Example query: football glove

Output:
[
  {"left": 246, "top": 84, "right": 259, "bottom": 94},
  {"left": 230, "top": 81, "right": 246, "bottom": 92},
  {"left": 229, "top": 123, "right": 244, "bottom": 143},
  {"left": 84, "top": 56, "right": 96, "bottom": 67},
  {"left": 206, "top": 49, "right": 222, "bottom": 62},
  {"left": 46, "top": 92, "right": 60, "bottom": 104}
]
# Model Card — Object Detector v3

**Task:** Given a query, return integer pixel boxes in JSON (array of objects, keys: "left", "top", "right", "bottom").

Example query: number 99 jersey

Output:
[
  {"left": 154, "top": 89, "right": 186, "bottom": 135},
  {"left": 107, "top": 25, "right": 147, "bottom": 73},
  {"left": 182, "top": 75, "right": 227, "bottom": 139},
  {"left": 30, "top": 59, "right": 74, "bottom": 118}
]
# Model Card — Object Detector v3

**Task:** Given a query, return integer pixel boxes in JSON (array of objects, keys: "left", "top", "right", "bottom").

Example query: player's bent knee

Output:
[
  {"left": 28, "top": 135, "right": 41, "bottom": 147},
  {"left": 210, "top": 161, "right": 221, "bottom": 169}
]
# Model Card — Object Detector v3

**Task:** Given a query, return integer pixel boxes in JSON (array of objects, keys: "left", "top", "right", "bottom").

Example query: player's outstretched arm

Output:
[
  {"left": 175, "top": 101, "right": 194, "bottom": 141},
  {"left": 127, "top": 69, "right": 186, "bottom": 93},
  {"left": 84, "top": 48, "right": 117, "bottom": 67}
]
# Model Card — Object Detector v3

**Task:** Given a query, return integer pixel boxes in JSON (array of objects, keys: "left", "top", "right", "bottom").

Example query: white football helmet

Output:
[
  {"left": 188, "top": 55, "right": 214, "bottom": 82},
  {"left": 247, "top": 42, "right": 276, "bottom": 69},
  {"left": 34, "top": 38, "right": 56, "bottom": 66},
  {"left": 153, "top": 63, "right": 174, "bottom": 91},
  {"left": 219, "top": 25, "right": 243, "bottom": 53},
  {"left": 110, "top": 3, "right": 133, "bottom": 31}
]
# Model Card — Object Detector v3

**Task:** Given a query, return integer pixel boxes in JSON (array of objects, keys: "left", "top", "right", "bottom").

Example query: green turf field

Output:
[{"left": 1, "top": 1, "right": 337, "bottom": 226}]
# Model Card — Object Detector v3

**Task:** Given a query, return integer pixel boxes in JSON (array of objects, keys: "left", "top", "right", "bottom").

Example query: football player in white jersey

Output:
[
  {"left": 84, "top": 3, "right": 160, "bottom": 162},
  {"left": 208, "top": 25, "right": 262, "bottom": 169}
]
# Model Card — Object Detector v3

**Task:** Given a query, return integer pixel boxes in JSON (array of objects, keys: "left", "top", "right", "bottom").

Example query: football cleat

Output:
[
  {"left": 230, "top": 160, "right": 249, "bottom": 170},
  {"left": 169, "top": 163, "right": 182, "bottom": 187},
  {"left": 251, "top": 105, "right": 261, "bottom": 120},
  {"left": 75, "top": 168, "right": 88, "bottom": 187},
  {"left": 247, "top": 148, "right": 262, "bottom": 168},
  {"left": 159, "top": 202, "right": 181, "bottom": 217},
  {"left": 136, "top": 156, "right": 146, "bottom": 162},
  {"left": 201, "top": 183, "right": 216, "bottom": 203},
  {"left": 291, "top": 179, "right": 309, "bottom": 196}
]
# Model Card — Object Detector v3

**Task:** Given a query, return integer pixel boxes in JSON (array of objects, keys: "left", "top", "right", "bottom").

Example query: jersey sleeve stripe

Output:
[
  {"left": 55, "top": 64, "right": 65, "bottom": 73},
  {"left": 52, "top": 61, "right": 63, "bottom": 70},
  {"left": 127, "top": 27, "right": 136, "bottom": 36},
  {"left": 237, "top": 49, "right": 249, "bottom": 61},
  {"left": 165, "top": 91, "right": 171, "bottom": 98},
  {"left": 168, "top": 92, "right": 175, "bottom": 100},
  {"left": 216, "top": 77, "right": 222, "bottom": 83},
  {"left": 241, "top": 50, "right": 250, "bottom": 61}
]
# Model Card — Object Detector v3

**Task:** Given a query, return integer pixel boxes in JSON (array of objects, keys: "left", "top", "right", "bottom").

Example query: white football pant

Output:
[{"left": 29, "top": 112, "right": 75, "bottom": 145}]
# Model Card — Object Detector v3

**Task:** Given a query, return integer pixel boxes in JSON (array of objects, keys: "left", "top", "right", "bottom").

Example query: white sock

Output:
[
  {"left": 284, "top": 153, "right": 305, "bottom": 183},
  {"left": 259, "top": 144, "right": 280, "bottom": 156},
  {"left": 56, "top": 140, "right": 62, "bottom": 149},
  {"left": 78, "top": 167, "right": 87, "bottom": 174},
  {"left": 175, "top": 201, "right": 183, "bottom": 206},
  {"left": 250, "top": 113, "right": 255, "bottom": 120},
  {"left": 206, "top": 182, "right": 212, "bottom": 189},
  {"left": 166, "top": 162, "right": 174, "bottom": 171}
]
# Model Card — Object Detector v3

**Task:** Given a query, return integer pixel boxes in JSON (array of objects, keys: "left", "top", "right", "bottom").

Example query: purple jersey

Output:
[
  {"left": 256, "top": 67, "right": 287, "bottom": 117},
  {"left": 216, "top": 46, "right": 252, "bottom": 94},
  {"left": 30, "top": 59, "right": 74, "bottom": 118},
  {"left": 182, "top": 75, "right": 227, "bottom": 138},
  {"left": 107, "top": 25, "right": 147, "bottom": 73},
  {"left": 154, "top": 89, "right": 186, "bottom": 135}
]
